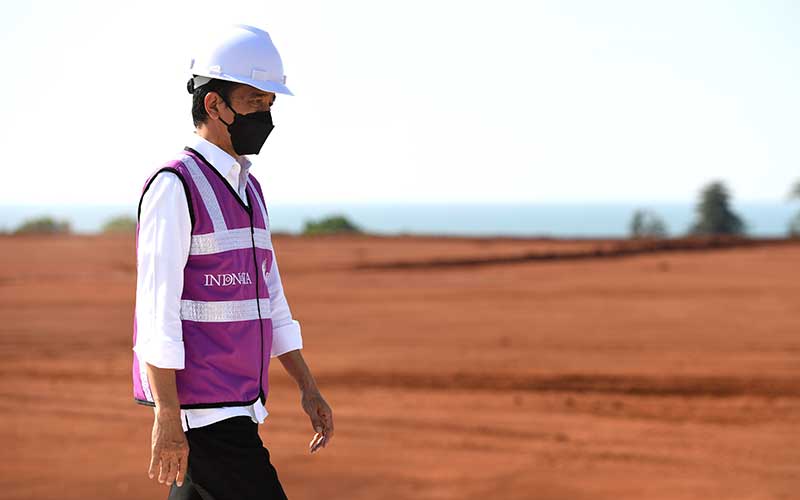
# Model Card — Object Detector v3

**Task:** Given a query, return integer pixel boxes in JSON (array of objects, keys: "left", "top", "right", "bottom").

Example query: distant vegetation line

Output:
[
  {"left": 1, "top": 213, "right": 366, "bottom": 236},
  {"left": 3, "top": 180, "right": 800, "bottom": 237},
  {"left": 629, "top": 179, "right": 800, "bottom": 238}
]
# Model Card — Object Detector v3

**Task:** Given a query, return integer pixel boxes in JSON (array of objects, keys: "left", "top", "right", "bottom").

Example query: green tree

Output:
[
  {"left": 788, "top": 213, "right": 800, "bottom": 238},
  {"left": 788, "top": 179, "right": 800, "bottom": 237},
  {"left": 629, "top": 209, "right": 669, "bottom": 238},
  {"left": 302, "top": 214, "right": 362, "bottom": 235},
  {"left": 688, "top": 181, "right": 746, "bottom": 236},
  {"left": 14, "top": 216, "right": 71, "bottom": 235},
  {"left": 789, "top": 179, "right": 800, "bottom": 200},
  {"left": 101, "top": 214, "right": 137, "bottom": 233}
]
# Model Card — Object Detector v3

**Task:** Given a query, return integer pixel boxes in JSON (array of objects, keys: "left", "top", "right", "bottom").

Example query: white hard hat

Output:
[{"left": 189, "top": 24, "right": 293, "bottom": 96}]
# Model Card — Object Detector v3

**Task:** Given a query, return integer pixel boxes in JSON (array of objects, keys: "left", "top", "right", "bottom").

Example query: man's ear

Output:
[{"left": 204, "top": 92, "right": 222, "bottom": 120}]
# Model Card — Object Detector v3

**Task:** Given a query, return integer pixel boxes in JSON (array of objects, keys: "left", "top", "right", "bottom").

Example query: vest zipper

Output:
[{"left": 249, "top": 209, "right": 266, "bottom": 405}]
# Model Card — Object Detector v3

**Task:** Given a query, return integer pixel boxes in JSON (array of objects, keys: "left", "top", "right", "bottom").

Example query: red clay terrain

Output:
[{"left": 0, "top": 233, "right": 798, "bottom": 499}]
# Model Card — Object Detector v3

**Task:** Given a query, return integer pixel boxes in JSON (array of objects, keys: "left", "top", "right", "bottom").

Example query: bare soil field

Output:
[{"left": 1, "top": 234, "right": 798, "bottom": 499}]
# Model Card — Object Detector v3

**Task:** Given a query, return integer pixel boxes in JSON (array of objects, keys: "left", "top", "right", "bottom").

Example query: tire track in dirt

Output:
[
  {"left": 354, "top": 236, "right": 800, "bottom": 270},
  {"left": 313, "top": 371, "right": 800, "bottom": 398}
]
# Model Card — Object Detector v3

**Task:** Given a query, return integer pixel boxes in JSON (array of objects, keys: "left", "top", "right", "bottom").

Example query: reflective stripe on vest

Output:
[
  {"left": 248, "top": 177, "right": 270, "bottom": 232},
  {"left": 180, "top": 298, "right": 272, "bottom": 322},
  {"left": 184, "top": 155, "right": 228, "bottom": 232},
  {"left": 190, "top": 227, "right": 271, "bottom": 255}
]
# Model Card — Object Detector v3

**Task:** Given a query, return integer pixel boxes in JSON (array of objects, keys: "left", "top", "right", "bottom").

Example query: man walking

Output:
[{"left": 131, "top": 24, "right": 333, "bottom": 499}]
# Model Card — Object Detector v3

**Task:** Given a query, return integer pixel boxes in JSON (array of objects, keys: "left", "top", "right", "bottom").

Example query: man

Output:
[{"left": 131, "top": 24, "right": 333, "bottom": 499}]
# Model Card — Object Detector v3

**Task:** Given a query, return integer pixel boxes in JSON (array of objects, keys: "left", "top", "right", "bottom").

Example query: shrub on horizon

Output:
[
  {"left": 101, "top": 214, "right": 137, "bottom": 234},
  {"left": 302, "top": 214, "right": 362, "bottom": 235},
  {"left": 629, "top": 209, "right": 669, "bottom": 238},
  {"left": 14, "top": 216, "right": 71, "bottom": 235}
]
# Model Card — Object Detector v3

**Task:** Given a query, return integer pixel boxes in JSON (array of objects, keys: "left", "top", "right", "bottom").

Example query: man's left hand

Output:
[{"left": 301, "top": 388, "right": 333, "bottom": 453}]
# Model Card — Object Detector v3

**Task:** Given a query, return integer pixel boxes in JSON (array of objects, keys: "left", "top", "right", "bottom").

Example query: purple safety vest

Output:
[{"left": 132, "top": 147, "right": 274, "bottom": 409}]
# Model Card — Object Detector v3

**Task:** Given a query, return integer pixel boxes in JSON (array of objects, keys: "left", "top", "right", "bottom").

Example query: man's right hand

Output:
[{"left": 148, "top": 410, "right": 189, "bottom": 487}]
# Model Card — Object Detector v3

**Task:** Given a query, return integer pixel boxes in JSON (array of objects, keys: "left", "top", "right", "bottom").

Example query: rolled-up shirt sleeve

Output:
[
  {"left": 132, "top": 172, "right": 191, "bottom": 369},
  {"left": 267, "top": 242, "right": 303, "bottom": 357}
]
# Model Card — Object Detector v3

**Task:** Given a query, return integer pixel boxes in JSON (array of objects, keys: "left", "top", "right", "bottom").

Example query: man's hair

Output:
[{"left": 190, "top": 78, "right": 240, "bottom": 127}]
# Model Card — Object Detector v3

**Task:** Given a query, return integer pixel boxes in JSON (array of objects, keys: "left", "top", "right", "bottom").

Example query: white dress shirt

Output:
[{"left": 133, "top": 133, "right": 303, "bottom": 431}]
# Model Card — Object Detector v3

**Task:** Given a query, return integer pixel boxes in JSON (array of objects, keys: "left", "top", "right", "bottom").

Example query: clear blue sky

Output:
[{"left": 1, "top": 0, "right": 798, "bottom": 205}]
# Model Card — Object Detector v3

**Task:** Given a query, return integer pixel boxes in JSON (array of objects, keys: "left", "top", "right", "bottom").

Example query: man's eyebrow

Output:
[{"left": 247, "top": 91, "right": 272, "bottom": 99}]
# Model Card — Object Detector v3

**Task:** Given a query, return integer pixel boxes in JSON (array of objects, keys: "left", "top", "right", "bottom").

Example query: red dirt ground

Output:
[{"left": 0, "top": 234, "right": 798, "bottom": 499}]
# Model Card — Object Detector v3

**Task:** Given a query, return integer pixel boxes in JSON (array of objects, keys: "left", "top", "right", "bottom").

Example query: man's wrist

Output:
[
  {"left": 155, "top": 405, "right": 181, "bottom": 420},
  {"left": 298, "top": 376, "right": 319, "bottom": 394}
]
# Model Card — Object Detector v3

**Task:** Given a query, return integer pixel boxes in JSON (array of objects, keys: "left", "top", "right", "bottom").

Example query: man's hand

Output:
[
  {"left": 276, "top": 349, "right": 333, "bottom": 453},
  {"left": 301, "top": 388, "right": 334, "bottom": 453},
  {"left": 148, "top": 410, "right": 190, "bottom": 487}
]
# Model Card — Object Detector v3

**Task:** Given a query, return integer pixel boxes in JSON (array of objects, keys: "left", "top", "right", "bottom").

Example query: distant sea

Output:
[{"left": 0, "top": 202, "right": 797, "bottom": 238}]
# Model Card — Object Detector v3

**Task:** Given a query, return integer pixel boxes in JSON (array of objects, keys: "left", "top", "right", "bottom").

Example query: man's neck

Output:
[{"left": 196, "top": 127, "right": 238, "bottom": 160}]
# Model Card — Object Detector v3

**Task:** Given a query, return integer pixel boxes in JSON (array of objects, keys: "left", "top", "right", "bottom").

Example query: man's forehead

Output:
[{"left": 233, "top": 84, "right": 274, "bottom": 99}]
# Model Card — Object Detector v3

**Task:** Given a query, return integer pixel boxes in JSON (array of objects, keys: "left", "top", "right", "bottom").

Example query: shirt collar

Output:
[{"left": 187, "top": 133, "right": 252, "bottom": 193}]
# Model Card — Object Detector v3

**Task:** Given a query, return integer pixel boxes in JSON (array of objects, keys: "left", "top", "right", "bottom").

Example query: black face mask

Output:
[{"left": 218, "top": 96, "right": 274, "bottom": 156}]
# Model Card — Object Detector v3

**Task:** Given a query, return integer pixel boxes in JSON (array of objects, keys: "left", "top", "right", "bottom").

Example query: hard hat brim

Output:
[{"left": 194, "top": 71, "right": 294, "bottom": 96}]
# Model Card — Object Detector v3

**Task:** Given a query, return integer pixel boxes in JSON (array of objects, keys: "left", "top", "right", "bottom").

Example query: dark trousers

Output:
[{"left": 167, "top": 415, "right": 288, "bottom": 500}]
